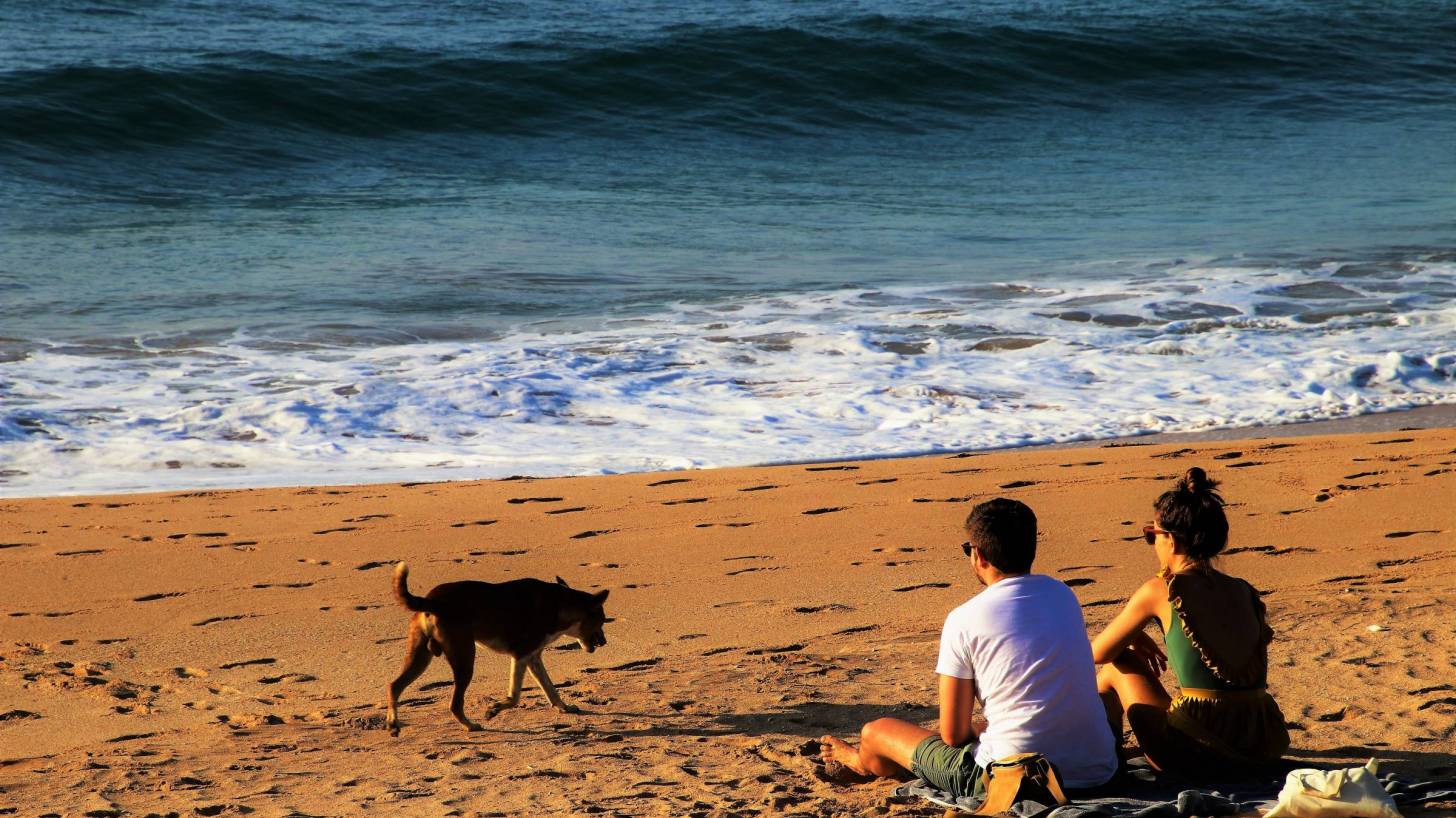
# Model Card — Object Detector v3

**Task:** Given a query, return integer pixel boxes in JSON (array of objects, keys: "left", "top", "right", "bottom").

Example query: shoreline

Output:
[{"left": 6, "top": 402, "right": 1453, "bottom": 502}]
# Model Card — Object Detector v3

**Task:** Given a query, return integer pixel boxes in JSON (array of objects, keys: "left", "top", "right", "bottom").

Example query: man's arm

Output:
[{"left": 937, "top": 673, "right": 978, "bottom": 747}]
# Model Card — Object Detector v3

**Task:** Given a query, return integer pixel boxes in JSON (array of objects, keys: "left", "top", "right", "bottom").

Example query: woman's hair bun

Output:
[{"left": 1180, "top": 467, "right": 1218, "bottom": 494}]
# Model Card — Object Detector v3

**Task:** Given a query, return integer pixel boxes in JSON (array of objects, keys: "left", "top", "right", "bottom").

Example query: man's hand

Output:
[{"left": 1116, "top": 629, "right": 1167, "bottom": 678}]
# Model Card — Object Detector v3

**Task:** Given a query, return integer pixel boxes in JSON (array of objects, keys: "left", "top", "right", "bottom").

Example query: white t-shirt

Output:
[{"left": 936, "top": 573, "right": 1118, "bottom": 788}]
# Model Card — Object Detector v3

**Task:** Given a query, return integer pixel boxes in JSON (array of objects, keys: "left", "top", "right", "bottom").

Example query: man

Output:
[{"left": 818, "top": 498, "right": 1118, "bottom": 797}]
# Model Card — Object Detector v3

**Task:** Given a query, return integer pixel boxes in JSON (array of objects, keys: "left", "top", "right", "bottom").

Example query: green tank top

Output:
[{"left": 1165, "top": 605, "right": 1240, "bottom": 691}]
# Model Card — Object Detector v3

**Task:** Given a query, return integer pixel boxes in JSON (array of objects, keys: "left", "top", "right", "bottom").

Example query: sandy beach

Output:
[{"left": 3, "top": 422, "right": 1455, "bottom": 817}]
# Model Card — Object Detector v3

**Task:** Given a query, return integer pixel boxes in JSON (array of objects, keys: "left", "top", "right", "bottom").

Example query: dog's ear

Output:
[
  {"left": 556, "top": 576, "right": 569, "bottom": 587},
  {"left": 594, "top": 589, "right": 610, "bottom": 604}
]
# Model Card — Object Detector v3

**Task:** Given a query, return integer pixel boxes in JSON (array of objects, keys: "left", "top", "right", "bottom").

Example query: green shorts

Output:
[{"left": 910, "top": 736, "right": 985, "bottom": 800}]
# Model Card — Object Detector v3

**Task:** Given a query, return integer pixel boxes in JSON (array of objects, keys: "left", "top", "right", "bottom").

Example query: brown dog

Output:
[{"left": 386, "top": 562, "right": 610, "bottom": 736}]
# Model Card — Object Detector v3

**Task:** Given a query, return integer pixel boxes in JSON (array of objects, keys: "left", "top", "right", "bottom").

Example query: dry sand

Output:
[{"left": 3, "top": 425, "right": 1455, "bottom": 817}]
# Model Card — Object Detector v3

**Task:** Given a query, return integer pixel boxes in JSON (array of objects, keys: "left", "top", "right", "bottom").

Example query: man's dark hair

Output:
[{"left": 964, "top": 498, "right": 1036, "bottom": 574}]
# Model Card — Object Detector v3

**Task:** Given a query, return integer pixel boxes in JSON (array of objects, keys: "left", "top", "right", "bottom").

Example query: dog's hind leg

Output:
[
  {"left": 386, "top": 617, "right": 434, "bottom": 736},
  {"left": 441, "top": 633, "right": 483, "bottom": 732},
  {"left": 484, "top": 654, "right": 530, "bottom": 720},
  {"left": 526, "top": 654, "right": 581, "bottom": 714}
]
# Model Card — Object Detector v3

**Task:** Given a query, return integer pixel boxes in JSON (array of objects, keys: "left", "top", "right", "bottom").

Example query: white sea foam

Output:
[{"left": 3, "top": 260, "right": 1455, "bottom": 497}]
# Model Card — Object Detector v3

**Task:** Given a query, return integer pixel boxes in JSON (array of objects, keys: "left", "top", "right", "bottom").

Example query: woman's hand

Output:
[{"left": 1117, "top": 629, "right": 1167, "bottom": 678}]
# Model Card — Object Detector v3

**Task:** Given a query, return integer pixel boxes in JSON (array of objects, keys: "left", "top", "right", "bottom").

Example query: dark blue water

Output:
[
  {"left": 4, "top": 0, "right": 1455, "bottom": 343},
  {"left": 4, "top": 1, "right": 1456, "bottom": 497}
]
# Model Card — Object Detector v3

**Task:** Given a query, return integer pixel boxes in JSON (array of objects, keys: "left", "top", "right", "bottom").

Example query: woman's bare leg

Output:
[
  {"left": 820, "top": 718, "right": 937, "bottom": 779},
  {"left": 1098, "top": 658, "right": 1179, "bottom": 767}
]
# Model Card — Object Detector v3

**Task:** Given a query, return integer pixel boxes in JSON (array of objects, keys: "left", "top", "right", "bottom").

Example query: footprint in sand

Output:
[
  {"left": 134, "top": 591, "right": 186, "bottom": 603},
  {"left": 313, "top": 526, "right": 358, "bottom": 535},
  {"left": 746, "top": 643, "right": 804, "bottom": 655},
  {"left": 662, "top": 498, "right": 708, "bottom": 506},
  {"left": 193, "top": 614, "right": 262, "bottom": 627},
  {"left": 726, "top": 565, "right": 784, "bottom": 576},
  {"left": 1064, "top": 578, "right": 1096, "bottom": 587},
  {"left": 468, "top": 548, "right": 528, "bottom": 556},
  {"left": 858, "top": 477, "right": 899, "bottom": 484},
  {"left": 999, "top": 480, "right": 1036, "bottom": 489},
  {"left": 602, "top": 658, "right": 661, "bottom": 672},
  {"left": 893, "top": 582, "right": 950, "bottom": 593},
  {"left": 205, "top": 540, "right": 257, "bottom": 550},
  {"left": 913, "top": 496, "right": 973, "bottom": 503},
  {"left": 801, "top": 507, "right": 845, "bottom": 515},
  {"left": 648, "top": 478, "right": 692, "bottom": 487},
  {"left": 57, "top": 548, "right": 105, "bottom": 557},
  {"left": 545, "top": 507, "right": 588, "bottom": 515},
  {"left": 1058, "top": 461, "right": 1104, "bottom": 468},
  {"left": 1212, "top": 451, "right": 1243, "bottom": 460},
  {"left": 449, "top": 519, "right": 498, "bottom": 527},
  {"left": 354, "top": 560, "right": 398, "bottom": 571},
  {"left": 508, "top": 496, "right": 564, "bottom": 504},
  {"left": 1377, "top": 556, "right": 1423, "bottom": 568},
  {"left": 1372, "top": 437, "right": 1416, "bottom": 446},
  {"left": 579, "top": 562, "right": 620, "bottom": 569},
  {"left": 219, "top": 658, "right": 276, "bottom": 670},
  {"left": 1082, "top": 599, "right": 1119, "bottom": 608},
  {"left": 343, "top": 514, "right": 393, "bottom": 523},
  {"left": 739, "top": 484, "right": 780, "bottom": 492},
  {"left": 571, "top": 529, "right": 615, "bottom": 539},
  {"left": 806, "top": 465, "right": 859, "bottom": 472},
  {"left": 259, "top": 672, "right": 317, "bottom": 685},
  {"left": 174, "top": 667, "right": 209, "bottom": 679},
  {"left": 793, "top": 604, "right": 853, "bottom": 614},
  {"left": 1059, "top": 564, "right": 1111, "bottom": 573},
  {"left": 1152, "top": 448, "right": 1195, "bottom": 459},
  {"left": 696, "top": 522, "right": 754, "bottom": 528}
]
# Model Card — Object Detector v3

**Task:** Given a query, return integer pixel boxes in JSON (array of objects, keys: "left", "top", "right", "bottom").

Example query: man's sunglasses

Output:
[{"left": 961, "top": 541, "right": 976, "bottom": 557}]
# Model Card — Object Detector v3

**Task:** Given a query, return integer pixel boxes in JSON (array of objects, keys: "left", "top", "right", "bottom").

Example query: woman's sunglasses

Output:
[{"left": 1142, "top": 525, "right": 1171, "bottom": 546}]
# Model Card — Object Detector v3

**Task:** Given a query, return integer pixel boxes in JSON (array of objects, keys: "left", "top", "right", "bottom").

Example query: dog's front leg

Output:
[
  {"left": 484, "top": 656, "right": 529, "bottom": 720},
  {"left": 527, "top": 654, "right": 581, "bottom": 714}
]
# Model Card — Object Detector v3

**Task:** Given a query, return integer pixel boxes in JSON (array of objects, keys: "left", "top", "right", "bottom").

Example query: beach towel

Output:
[{"left": 894, "top": 757, "right": 1456, "bottom": 817}]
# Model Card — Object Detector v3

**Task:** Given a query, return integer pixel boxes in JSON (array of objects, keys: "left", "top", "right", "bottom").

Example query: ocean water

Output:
[{"left": 2, "top": 1, "right": 1455, "bottom": 497}]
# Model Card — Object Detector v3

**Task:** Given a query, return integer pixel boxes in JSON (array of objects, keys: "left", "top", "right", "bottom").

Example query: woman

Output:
[{"left": 1091, "top": 467, "right": 1289, "bottom": 772}]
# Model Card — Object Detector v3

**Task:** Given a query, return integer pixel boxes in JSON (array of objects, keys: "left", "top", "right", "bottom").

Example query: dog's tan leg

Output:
[
  {"left": 387, "top": 617, "right": 434, "bottom": 736},
  {"left": 484, "top": 655, "right": 530, "bottom": 720},
  {"left": 441, "top": 631, "right": 483, "bottom": 732},
  {"left": 526, "top": 654, "right": 581, "bottom": 714}
]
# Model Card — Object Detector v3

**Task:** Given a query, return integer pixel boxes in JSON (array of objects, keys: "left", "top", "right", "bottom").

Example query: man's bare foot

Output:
[{"left": 816, "top": 735, "right": 875, "bottom": 781}]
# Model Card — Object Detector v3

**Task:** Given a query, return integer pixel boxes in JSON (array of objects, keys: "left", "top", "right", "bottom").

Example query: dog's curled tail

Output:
[{"left": 392, "top": 562, "right": 442, "bottom": 615}]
